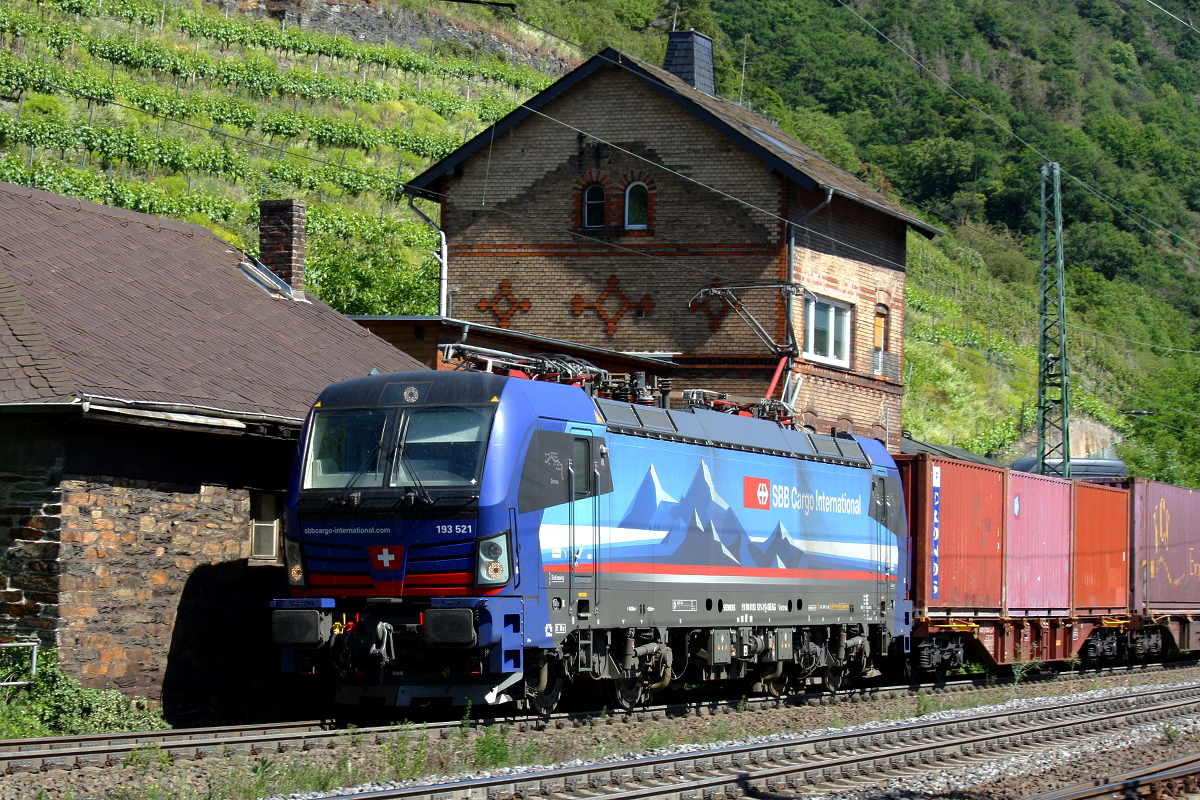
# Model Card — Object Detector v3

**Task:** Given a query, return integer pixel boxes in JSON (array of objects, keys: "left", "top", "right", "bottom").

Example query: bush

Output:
[{"left": 0, "top": 648, "right": 168, "bottom": 738}]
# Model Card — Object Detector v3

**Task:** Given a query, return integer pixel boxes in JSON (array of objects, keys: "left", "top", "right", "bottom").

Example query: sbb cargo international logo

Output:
[{"left": 743, "top": 476, "right": 770, "bottom": 510}]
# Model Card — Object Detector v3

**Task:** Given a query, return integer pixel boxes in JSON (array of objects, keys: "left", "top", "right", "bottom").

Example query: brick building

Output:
[
  {"left": 407, "top": 32, "right": 939, "bottom": 450},
  {"left": 0, "top": 185, "right": 423, "bottom": 720}
]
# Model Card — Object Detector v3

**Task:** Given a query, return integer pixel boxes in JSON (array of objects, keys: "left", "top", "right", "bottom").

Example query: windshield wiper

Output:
[
  {"left": 398, "top": 449, "right": 433, "bottom": 506},
  {"left": 335, "top": 434, "right": 386, "bottom": 507}
]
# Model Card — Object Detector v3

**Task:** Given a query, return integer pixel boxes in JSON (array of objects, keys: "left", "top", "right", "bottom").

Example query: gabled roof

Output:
[
  {"left": 0, "top": 182, "right": 425, "bottom": 425},
  {"left": 407, "top": 47, "right": 942, "bottom": 239}
]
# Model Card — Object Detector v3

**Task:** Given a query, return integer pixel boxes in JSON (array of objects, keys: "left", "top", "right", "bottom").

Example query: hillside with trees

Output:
[{"left": 2, "top": 0, "right": 1200, "bottom": 483}]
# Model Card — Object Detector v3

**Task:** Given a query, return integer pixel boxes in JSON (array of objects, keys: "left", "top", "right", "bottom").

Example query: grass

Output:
[
  {"left": 84, "top": 666, "right": 1200, "bottom": 799},
  {"left": 0, "top": 647, "right": 167, "bottom": 739}
]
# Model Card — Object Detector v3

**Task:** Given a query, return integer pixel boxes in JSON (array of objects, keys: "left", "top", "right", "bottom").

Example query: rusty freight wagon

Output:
[
  {"left": 897, "top": 454, "right": 1137, "bottom": 670},
  {"left": 1119, "top": 478, "right": 1200, "bottom": 654},
  {"left": 895, "top": 453, "right": 1005, "bottom": 671}
]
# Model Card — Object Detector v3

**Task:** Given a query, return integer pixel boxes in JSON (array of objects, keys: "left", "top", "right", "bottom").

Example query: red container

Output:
[
  {"left": 1005, "top": 472, "right": 1071, "bottom": 615},
  {"left": 896, "top": 454, "right": 1005, "bottom": 615},
  {"left": 1071, "top": 482, "right": 1129, "bottom": 616},
  {"left": 1126, "top": 478, "right": 1200, "bottom": 612}
]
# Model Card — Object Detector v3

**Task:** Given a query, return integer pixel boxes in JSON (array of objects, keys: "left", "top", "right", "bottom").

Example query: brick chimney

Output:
[
  {"left": 664, "top": 30, "right": 716, "bottom": 96},
  {"left": 258, "top": 198, "right": 305, "bottom": 298}
]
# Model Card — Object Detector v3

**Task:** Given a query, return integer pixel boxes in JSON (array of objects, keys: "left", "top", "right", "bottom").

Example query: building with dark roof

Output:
[
  {"left": 407, "top": 31, "right": 939, "bottom": 449},
  {"left": 0, "top": 184, "right": 424, "bottom": 718}
]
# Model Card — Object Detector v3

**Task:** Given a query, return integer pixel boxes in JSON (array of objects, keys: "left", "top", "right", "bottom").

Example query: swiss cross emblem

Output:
[{"left": 367, "top": 545, "right": 403, "bottom": 571}]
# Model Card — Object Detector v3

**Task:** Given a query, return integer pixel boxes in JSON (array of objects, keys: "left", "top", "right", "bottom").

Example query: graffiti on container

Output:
[{"left": 1150, "top": 494, "right": 1196, "bottom": 588}]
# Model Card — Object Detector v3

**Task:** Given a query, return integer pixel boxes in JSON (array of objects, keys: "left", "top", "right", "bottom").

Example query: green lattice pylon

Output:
[{"left": 1037, "top": 162, "right": 1071, "bottom": 478}]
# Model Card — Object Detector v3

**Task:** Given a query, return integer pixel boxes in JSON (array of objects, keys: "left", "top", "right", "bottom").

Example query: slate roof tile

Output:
[{"left": 0, "top": 181, "right": 424, "bottom": 420}]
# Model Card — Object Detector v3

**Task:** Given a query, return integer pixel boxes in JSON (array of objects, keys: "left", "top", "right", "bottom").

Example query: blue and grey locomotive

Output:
[{"left": 269, "top": 349, "right": 911, "bottom": 711}]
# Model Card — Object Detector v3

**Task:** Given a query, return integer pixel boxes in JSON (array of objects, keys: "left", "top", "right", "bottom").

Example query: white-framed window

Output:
[
  {"left": 250, "top": 491, "right": 283, "bottom": 562},
  {"left": 804, "top": 295, "right": 852, "bottom": 368},
  {"left": 583, "top": 184, "right": 606, "bottom": 228},
  {"left": 624, "top": 183, "right": 648, "bottom": 229}
]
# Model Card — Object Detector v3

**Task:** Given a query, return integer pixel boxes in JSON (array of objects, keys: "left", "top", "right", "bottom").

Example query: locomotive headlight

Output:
[
  {"left": 285, "top": 539, "right": 307, "bottom": 587},
  {"left": 476, "top": 531, "right": 511, "bottom": 586}
]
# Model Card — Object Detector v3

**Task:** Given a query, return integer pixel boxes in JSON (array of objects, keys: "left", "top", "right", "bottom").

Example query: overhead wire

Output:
[
  {"left": 304, "top": 1, "right": 921, "bottom": 275},
  {"left": 427, "top": 3, "right": 1200, "bottom": 357},
  {"left": 13, "top": 71, "right": 737, "bottom": 282},
  {"left": 833, "top": 0, "right": 1200, "bottom": 271}
]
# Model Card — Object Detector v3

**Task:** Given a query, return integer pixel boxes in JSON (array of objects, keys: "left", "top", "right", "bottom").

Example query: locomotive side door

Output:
[
  {"left": 568, "top": 429, "right": 600, "bottom": 626},
  {"left": 871, "top": 469, "right": 890, "bottom": 621}
]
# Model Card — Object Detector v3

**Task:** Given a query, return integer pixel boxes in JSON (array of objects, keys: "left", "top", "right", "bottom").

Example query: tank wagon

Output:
[{"left": 270, "top": 346, "right": 911, "bottom": 710}]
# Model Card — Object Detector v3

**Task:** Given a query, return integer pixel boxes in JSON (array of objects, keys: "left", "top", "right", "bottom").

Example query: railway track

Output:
[
  {"left": 1022, "top": 751, "right": 1200, "bottom": 800},
  {"left": 0, "top": 661, "right": 1190, "bottom": 776},
  {"left": 307, "top": 681, "right": 1200, "bottom": 800}
]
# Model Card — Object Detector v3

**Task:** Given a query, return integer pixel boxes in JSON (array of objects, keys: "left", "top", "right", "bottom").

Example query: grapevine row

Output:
[
  {"left": 38, "top": 0, "right": 553, "bottom": 92},
  {"left": 1, "top": 54, "right": 468, "bottom": 160},
  {"left": 0, "top": 8, "right": 516, "bottom": 122},
  {"left": 0, "top": 114, "right": 409, "bottom": 198},
  {"left": 0, "top": 151, "right": 439, "bottom": 251}
]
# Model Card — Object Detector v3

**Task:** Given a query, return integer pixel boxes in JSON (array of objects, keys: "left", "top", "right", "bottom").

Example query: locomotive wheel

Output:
[
  {"left": 527, "top": 675, "right": 564, "bottom": 715},
  {"left": 606, "top": 674, "right": 646, "bottom": 709}
]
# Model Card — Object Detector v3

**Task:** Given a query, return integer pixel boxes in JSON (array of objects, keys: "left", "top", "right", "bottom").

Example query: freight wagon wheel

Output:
[
  {"left": 764, "top": 674, "right": 789, "bottom": 697},
  {"left": 823, "top": 663, "right": 844, "bottom": 693},
  {"left": 606, "top": 674, "right": 646, "bottom": 710},
  {"left": 760, "top": 670, "right": 789, "bottom": 697},
  {"left": 526, "top": 675, "right": 564, "bottom": 715}
]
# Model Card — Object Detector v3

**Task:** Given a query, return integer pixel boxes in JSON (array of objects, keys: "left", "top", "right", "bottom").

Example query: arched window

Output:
[
  {"left": 583, "top": 184, "right": 606, "bottom": 228},
  {"left": 625, "top": 183, "right": 648, "bottom": 229}
]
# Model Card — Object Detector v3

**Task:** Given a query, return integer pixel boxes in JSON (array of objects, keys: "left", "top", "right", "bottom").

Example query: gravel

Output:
[{"left": 5, "top": 669, "right": 1200, "bottom": 800}]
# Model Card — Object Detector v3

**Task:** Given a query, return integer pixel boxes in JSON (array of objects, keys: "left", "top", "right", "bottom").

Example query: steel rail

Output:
[
  {"left": 302, "top": 683, "right": 1200, "bottom": 800},
  {"left": 1020, "top": 751, "right": 1200, "bottom": 800},
  {"left": 0, "top": 661, "right": 1191, "bottom": 775}
]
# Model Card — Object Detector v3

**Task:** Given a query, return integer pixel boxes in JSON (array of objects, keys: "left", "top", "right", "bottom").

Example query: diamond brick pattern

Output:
[
  {"left": 477, "top": 280, "right": 531, "bottom": 329},
  {"left": 571, "top": 276, "right": 655, "bottom": 335},
  {"left": 688, "top": 288, "right": 732, "bottom": 332}
]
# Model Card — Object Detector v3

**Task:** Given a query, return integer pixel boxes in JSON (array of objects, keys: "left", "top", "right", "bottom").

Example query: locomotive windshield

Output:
[{"left": 302, "top": 406, "right": 494, "bottom": 491}]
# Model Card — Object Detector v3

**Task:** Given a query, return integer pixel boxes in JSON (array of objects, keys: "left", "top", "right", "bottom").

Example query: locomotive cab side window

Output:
[{"left": 572, "top": 438, "right": 592, "bottom": 498}]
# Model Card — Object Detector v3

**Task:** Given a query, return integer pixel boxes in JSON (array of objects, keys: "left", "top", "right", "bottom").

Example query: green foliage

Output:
[
  {"left": 5, "top": 0, "right": 1200, "bottom": 457},
  {"left": 0, "top": 649, "right": 167, "bottom": 738},
  {"left": 473, "top": 724, "right": 511, "bottom": 768}
]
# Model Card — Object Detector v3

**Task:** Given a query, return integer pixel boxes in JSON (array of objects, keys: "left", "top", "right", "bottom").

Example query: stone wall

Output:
[
  {"left": 0, "top": 469, "right": 61, "bottom": 647},
  {"left": 57, "top": 478, "right": 251, "bottom": 701}
]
